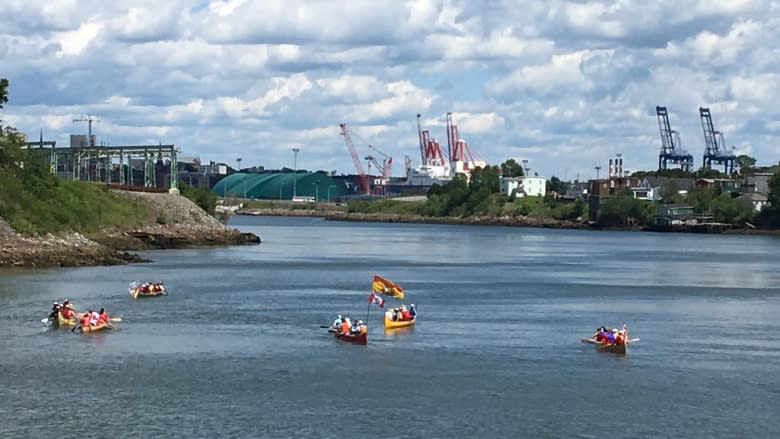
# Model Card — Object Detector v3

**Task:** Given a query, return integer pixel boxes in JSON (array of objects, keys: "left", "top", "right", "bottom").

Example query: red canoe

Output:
[{"left": 335, "top": 331, "right": 367, "bottom": 345}]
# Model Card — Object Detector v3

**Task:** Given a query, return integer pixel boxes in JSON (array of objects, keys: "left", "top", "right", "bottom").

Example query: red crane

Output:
[
  {"left": 339, "top": 123, "right": 369, "bottom": 194},
  {"left": 367, "top": 143, "right": 393, "bottom": 180}
]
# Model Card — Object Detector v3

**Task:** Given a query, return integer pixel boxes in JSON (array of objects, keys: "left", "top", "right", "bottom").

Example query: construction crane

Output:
[
  {"left": 656, "top": 106, "right": 694, "bottom": 172},
  {"left": 364, "top": 155, "right": 387, "bottom": 195},
  {"left": 72, "top": 114, "right": 99, "bottom": 147},
  {"left": 339, "top": 123, "right": 369, "bottom": 194},
  {"left": 366, "top": 143, "right": 392, "bottom": 180},
  {"left": 699, "top": 107, "right": 736, "bottom": 174}
]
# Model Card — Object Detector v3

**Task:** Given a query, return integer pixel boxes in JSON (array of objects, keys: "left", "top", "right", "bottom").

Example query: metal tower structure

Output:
[
  {"left": 72, "top": 114, "right": 99, "bottom": 147},
  {"left": 339, "top": 123, "right": 369, "bottom": 194},
  {"left": 656, "top": 106, "right": 694, "bottom": 172},
  {"left": 23, "top": 141, "right": 179, "bottom": 191},
  {"left": 699, "top": 107, "right": 736, "bottom": 174}
]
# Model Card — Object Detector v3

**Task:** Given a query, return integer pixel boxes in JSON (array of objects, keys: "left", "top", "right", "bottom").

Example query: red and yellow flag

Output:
[{"left": 372, "top": 274, "right": 404, "bottom": 300}]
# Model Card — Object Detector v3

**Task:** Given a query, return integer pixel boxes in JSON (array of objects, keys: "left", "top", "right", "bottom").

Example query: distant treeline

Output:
[{"left": 347, "top": 162, "right": 780, "bottom": 229}]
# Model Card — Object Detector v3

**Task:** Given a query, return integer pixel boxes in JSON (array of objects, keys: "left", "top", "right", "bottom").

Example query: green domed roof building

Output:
[{"left": 212, "top": 172, "right": 347, "bottom": 201}]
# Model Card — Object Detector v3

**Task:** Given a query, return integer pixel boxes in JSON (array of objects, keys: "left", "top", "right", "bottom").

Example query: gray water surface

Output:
[{"left": 1, "top": 216, "right": 779, "bottom": 438}]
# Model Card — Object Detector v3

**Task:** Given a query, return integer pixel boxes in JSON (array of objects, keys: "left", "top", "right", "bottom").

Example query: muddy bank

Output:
[{"left": 0, "top": 191, "right": 261, "bottom": 269}]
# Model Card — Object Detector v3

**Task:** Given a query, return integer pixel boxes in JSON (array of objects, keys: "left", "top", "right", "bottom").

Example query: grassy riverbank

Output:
[{"left": 0, "top": 173, "right": 149, "bottom": 235}]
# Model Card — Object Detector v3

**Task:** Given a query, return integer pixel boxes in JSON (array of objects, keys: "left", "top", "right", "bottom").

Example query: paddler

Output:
[
  {"left": 332, "top": 315, "right": 343, "bottom": 330},
  {"left": 60, "top": 299, "right": 76, "bottom": 319},
  {"left": 48, "top": 302, "right": 61, "bottom": 320}
]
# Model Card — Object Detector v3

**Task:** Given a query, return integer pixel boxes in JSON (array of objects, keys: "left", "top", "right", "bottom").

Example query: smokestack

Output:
[
  {"left": 619, "top": 158, "right": 623, "bottom": 179},
  {"left": 609, "top": 159, "right": 613, "bottom": 179}
]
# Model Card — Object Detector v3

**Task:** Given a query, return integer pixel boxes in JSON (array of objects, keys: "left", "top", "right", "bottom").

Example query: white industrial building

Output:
[{"left": 500, "top": 176, "right": 547, "bottom": 198}]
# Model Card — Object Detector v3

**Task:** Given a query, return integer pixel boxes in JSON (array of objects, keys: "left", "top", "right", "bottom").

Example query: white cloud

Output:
[
  {"left": 55, "top": 22, "right": 103, "bottom": 56},
  {"left": 487, "top": 50, "right": 593, "bottom": 95},
  {"left": 1, "top": 0, "right": 780, "bottom": 179}
]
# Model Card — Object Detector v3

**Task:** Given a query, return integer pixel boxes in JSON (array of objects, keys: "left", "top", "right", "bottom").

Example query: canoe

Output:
[
  {"left": 130, "top": 288, "right": 167, "bottom": 299},
  {"left": 335, "top": 331, "right": 367, "bottom": 345},
  {"left": 52, "top": 312, "right": 77, "bottom": 328},
  {"left": 581, "top": 338, "right": 628, "bottom": 355},
  {"left": 384, "top": 314, "right": 415, "bottom": 329},
  {"left": 79, "top": 322, "right": 111, "bottom": 334}
]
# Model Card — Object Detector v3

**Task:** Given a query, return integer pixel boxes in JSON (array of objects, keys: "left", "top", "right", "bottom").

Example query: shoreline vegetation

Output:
[
  {"left": 0, "top": 191, "right": 260, "bottom": 269},
  {"left": 233, "top": 201, "right": 780, "bottom": 236}
]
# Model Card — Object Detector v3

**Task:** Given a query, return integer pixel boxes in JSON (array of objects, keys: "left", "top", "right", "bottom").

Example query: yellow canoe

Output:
[
  {"left": 79, "top": 322, "right": 111, "bottom": 334},
  {"left": 52, "top": 312, "right": 77, "bottom": 328},
  {"left": 130, "top": 288, "right": 167, "bottom": 299},
  {"left": 384, "top": 314, "right": 416, "bottom": 329}
]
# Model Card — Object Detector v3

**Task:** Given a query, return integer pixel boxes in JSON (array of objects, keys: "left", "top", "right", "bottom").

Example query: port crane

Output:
[
  {"left": 699, "top": 107, "right": 736, "bottom": 174},
  {"left": 339, "top": 123, "right": 369, "bottom": 194},
  {"left": 340, "top": 123, "right": 394, "bottom": 195},
  {"left": 366, "top": 143, "right": 392, "bottom": 180},
  {"left": 656, "top": 106, "right": 694, "bottom": 172}
]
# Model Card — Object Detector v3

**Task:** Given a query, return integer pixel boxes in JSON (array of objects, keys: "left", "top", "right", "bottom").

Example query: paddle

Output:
[
  {"left": 629, "top": 337, "right": 640, "bottom": 343},
  {"left": 110, "top": 317, "right": 122, "bottom": 322}
]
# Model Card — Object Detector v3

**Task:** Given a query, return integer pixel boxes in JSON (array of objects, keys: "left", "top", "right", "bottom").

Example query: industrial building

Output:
[{"left": 211, "top": 172, "right": 347, "bottom": 202}]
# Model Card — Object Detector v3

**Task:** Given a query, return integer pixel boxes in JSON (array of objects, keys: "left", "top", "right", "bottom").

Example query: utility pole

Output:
[
  {"left": 292, "top": 147, "right": 300, "bottom": 198},
  {"left": 72, "top": 114, "right": 99, "bottom": 146}
]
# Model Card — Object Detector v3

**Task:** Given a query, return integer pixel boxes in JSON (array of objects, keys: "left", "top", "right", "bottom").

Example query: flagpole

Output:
[{"left": 366, "top": 292, "right": 372, "bottom": 325}]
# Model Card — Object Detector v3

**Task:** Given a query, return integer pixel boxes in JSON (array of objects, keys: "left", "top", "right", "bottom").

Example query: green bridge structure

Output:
[{"left": 24, "top": 139, "right": 179, "bottom": 192}]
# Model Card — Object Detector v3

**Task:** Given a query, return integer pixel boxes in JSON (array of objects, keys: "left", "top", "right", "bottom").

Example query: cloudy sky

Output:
[{"left": 2, "top": 0, "right": 779, "bottom": 180}]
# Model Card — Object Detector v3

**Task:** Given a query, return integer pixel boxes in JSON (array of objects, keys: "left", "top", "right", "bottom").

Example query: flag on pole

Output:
[
  {"left": 371, "top": 274, "right": 404, "bottom": 300},
  {"left": 368, "top": 292, "right": 385, "bottom": 308}
]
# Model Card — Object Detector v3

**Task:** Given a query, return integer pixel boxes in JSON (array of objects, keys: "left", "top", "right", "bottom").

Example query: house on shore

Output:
[{"left": 500, "top": 176, "right": 547, "bottom": 198}]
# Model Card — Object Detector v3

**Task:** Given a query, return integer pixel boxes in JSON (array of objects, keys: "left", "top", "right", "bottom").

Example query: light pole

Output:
[
  {"left": 236, "top": 157, "right": 242, "bottom": 172},
  {"left": 292, "top": 148, "right": 300, "bottom": 198},
  {"left": 595, "top": 166, "right": 601, "bottom": 180},
  {"left": 312, "top": 181, "right": 320, "bottom": 202},
  {"left": 521, "top": 159, "right": 529, "bottom": 176},
  {"left": 327, "top": 184, "right": 337, "bottom": 203}
]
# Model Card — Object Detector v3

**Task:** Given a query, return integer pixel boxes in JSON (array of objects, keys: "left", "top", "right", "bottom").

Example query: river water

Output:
[{"left": 1, "top": 216, "right": 779, "bottom": 438}]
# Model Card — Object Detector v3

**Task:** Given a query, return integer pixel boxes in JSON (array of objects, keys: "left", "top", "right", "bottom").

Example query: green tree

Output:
[
  {"left": 500, "top": 159, "right": 524, "bottom": 177},
  {"left": 695, "top": 167, "right": 726, "bottom": 179},
  {"left": 546, "top": 176, "right": 568, "bottom": 194},
  {"left": 735, "top": 154, "right": 757, "bottom": 175},
  {"left": 0, "top": 79, "right": 25, "bottom": 171},
  {"left": 686, "top": 187, "right": 715, "bottom": 214},
  {"left": 762, "top": 170, "right": 780, "bottom": 227},
  {"left": 597, "top": 188, "right": 647, "bottom": 226},
  {"left": 659, "top": 180, "right": 682, "bottom": 204},
  {"left": 709, "top": 193, "right": 754, "bottom": 224},
  {"left": 0, "top": 78, "right": 8, "bottom": 110},
  {"left": 180, "top": 183, "right": 217, "bottom": 215},
  {"left": 469, "top": 165, "right": 500, "bottom": 194}
]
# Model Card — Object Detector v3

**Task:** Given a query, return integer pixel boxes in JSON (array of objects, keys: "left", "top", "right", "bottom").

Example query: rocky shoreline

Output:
[
  {"left": 0, "top": 191, "right": 261, "bottom": 269},
  {"left": 239, "top": 207, "right": 593, "bottom": 229},
  {"left": 237, "top": 207, "right": 780, "bottom": 236}
]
